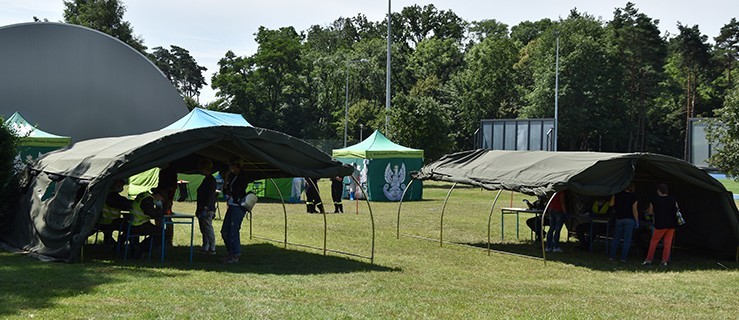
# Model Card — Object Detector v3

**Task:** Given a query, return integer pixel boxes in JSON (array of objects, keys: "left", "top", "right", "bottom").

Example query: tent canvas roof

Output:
[
  {"left": 2, "top": 125, "right": 353, "bottom": 261},
  {"left": 5, "top": 111, "right": 71, "bottom": 146},
  {"left": 35, "top": 126, "right": 350, "bottom": 181},
  {"left": 413, "top": 149, "right": 739, "bottom": 256},
  {"left": 161, "top": 108, "right": 251, "bottom": 130},
  {"left": 332, "top": 130, "right": 423, "bottom": 159}
]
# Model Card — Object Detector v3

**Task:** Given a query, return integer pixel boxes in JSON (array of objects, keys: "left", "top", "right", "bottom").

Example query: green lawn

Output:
[
  {"left": 719, "top": 178, "right": 739, "bottom": 194},
  {"left": 1, "top": 181, "right": 737, "bottom": 319}
]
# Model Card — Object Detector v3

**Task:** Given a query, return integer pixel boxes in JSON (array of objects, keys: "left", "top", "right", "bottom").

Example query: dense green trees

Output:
[
  {"left": 61, "top": 1, "right": 739, "bottom": 163},
  {"left": 150, "top": 46, "right": 207, "bottom": 101},
  {"left": 63, "top": 0, "right": 147, "bottom": 53},
  {"left": 205, "top": 3, "right": 736, "bottom": 163}
]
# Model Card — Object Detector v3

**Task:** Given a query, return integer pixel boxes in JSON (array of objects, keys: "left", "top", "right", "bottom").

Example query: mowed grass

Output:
[
  {"left": 718, "top": 178, "right": 739, "bottom": 194},
  {"left": 1, "top": 181, "right": 737, "bottom": 319}
]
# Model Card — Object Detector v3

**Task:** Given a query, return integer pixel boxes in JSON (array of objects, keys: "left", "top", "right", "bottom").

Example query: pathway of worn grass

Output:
[{"left": 1, "top": 181, "right": 736, "bottom": 319}]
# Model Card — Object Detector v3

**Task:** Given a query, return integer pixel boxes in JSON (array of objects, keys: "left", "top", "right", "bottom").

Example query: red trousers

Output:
[{"left": 645, "top": 228, "right": 675, "bottom": 262}]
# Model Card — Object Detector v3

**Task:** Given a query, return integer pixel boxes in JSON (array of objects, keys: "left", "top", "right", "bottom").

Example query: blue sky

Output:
[{"left": 1, "top": 0, "right": 736, "bottom": 103}]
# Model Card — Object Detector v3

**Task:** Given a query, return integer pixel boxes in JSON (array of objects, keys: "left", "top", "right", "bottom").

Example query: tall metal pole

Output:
[
  {"left": 344, "top": 61, "right": 350, "bottom": 147},
  {"left": 385, "top": 0, "right": 392, "bottom": 132},
  {"left": 554, "top": 33, "right": 559, "bottom": 152}
]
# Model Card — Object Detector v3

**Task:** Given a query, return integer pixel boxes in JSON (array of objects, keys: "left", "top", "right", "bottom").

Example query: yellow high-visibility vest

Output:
[{"left": 130, "top": 192, "right": 153, "bottom": 226}]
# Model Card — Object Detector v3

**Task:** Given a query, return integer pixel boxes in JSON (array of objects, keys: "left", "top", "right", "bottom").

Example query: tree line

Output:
[{"left": 61, "top": 1, "right": 739, "bottom": 164}]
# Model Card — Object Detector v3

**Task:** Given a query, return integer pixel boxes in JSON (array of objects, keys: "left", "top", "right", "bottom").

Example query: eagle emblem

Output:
[{"left": 383, "top": 163, "right": 406, "bottom": 201}]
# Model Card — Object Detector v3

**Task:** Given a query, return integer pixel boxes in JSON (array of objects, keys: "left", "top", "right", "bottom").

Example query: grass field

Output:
[
  {"left": 1, "top": 180, "right": 737, "bottom": 319},
  {"left": 718, "top": 178, "right": 739, "bottom": 194}
]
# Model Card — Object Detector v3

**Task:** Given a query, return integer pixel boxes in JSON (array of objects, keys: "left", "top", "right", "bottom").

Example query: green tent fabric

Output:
[
  {"left": 0, "top": 126, "right": 352, "bottom": 261},
  {"left": 128, "top": 108, "right": 292, "bottom": 200},
  {"left": 332, "top": 130, "right": 424, "bottom": 202},
  {"left": 413, "top": 149, "right": 739, "bottom": 257},
  {"left": 5, "top": 111, "right": 70, "bottom": 164}
]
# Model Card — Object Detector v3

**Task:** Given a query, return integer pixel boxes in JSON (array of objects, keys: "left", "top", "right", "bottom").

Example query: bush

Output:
[{"left": 0, "top": 118, "right": 19, "bottom": 224}]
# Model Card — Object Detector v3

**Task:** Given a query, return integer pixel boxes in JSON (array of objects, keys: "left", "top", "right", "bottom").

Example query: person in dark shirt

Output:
[
  {"left": 610, "top": 183, "right": 639, "bottom": 262},
  {"left": 195, "top": 159, "right": 217, "bottom": 255},
  {"left": 642, "top": 183, "right": 680, "bottom": 267},
  {"left": 305, "top": 177, "right": 324, "bottom": 213},
  {"left": 331, "top": 176, "right": 344, "bottom": 213},
  {"left": 221, "top": 159, "right": 250, "bottom": 263},
  {"left": 157, "top": 163, "right": 178, "bottom": 246}
]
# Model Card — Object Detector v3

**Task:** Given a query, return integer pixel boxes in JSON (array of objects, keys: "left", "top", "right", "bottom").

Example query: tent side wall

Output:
[{"left": 338, "top": 157, "right": 423, "bottom": 202}]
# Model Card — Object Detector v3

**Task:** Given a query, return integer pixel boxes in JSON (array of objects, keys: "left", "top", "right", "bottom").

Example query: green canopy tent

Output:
[
  {"left": 128, "top": 108, "right": 292, "bottom": 201},
  {"left": 332, "top": 130, "right": 423, "bottom": 202},
  {"left": 0, "top": 126, "right": 355, "bottom": 261},
  {"left": 409, "top": 149, "right": 739, "bottom": 258},
  {"left": 5, "top": 111, "right": 70, "bottom": 166}
]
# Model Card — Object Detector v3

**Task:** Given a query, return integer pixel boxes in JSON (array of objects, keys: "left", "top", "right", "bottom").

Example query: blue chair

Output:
[{"left": 122, "top": 218, "right": 154, "bottom": 261}]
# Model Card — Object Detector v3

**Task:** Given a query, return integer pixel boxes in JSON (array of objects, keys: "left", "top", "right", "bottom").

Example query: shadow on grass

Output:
[
  {"left": 0, "top": 252, "right": 156, "bottom": 317},
  {"left": 82, "top": 242, "right": 399, "bottom": 275},
  {"left": 459, "top": 241, "right": 738, "bottom": 272}
]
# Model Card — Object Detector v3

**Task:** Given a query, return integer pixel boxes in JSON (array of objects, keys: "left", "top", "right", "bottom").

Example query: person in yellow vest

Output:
[
  {"left": 98, "top": 179, "right": 132, "bottom": 247},
  {"left": 574, "top": 195, "right": 614, "bottom": 249},
  {"left": 125, "top": 188, "right": 165, "bottom": 258}
]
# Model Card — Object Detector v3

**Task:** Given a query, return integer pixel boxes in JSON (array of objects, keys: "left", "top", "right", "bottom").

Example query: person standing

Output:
[
  {"left": 156, "top": 163, "right": 178, "bottom": 247},
  {"left": 610, "top": 183, "right": 639, "bottom": 262},
  {"left": 331, "top": 176, "right": 344, "bottom": 213},
  {"left": 195, "top": 159, "right": 217, "bottom": 255},
  {"left": 221, "top": 159, "right": 250, "bottom": 264},
  {"left": 642, "top": 183, "right": 679, "bottom": 267},
  {"left": 545, "top": 190, "right": 567, "bottom": 253},
  {"left": 305, "top": 177, "right": 324, "bottom": 214},
  {"left": 290, "top": 177, "right": 304, "bottom": 203}
]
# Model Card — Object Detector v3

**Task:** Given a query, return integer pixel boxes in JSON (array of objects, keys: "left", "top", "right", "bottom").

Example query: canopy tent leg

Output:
[
  {"left": 304, "top": 177, "right": 328, "bottom": 255},
  {"left": 266, "top": 178, "right": 289, "bottom": 248},
  {"left": 486, "top": 189, "right": 504, "bottom": 256},
  {"left": 540, "top": 191, "right": 560, "bottom": 265},
  {"left": 350, "top": 175, "right": 376, "bottom": 264},
  {"left": 439, "top": 183, "right": 458, "bottom": 247},
  {"left": 395, "top": 179, "right": 416, "bottom": 239}
]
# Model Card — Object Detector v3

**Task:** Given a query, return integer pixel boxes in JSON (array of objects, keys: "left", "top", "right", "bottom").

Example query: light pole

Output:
[
  {"left": 359, "top": 123, "right": 364, "bottom": 141},
  {"left": 345, "top": 59, "right": 368, "bottom": 147},
  {"left": 553, "top": 32, "right": 559, "bottom": 152},
  {"left": 386, "top": 0, "right": 392, "bottom": 132}
]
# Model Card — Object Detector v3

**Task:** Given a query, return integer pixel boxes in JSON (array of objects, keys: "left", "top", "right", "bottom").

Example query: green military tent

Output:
[
  {"left": 127, "top": 108, "right": 292, "bottom": 201},
  {"left": 5, "top": 111, "right": 70, "bottom": 166},
  {"left": 412, "top": 149, "right": 739, "bottom": 258},
  {"left": 0, "top": 125, "right": 353, "bottom": 261},
  {"left": 332, "top": 130, "right": 423, "bottom": 202}
]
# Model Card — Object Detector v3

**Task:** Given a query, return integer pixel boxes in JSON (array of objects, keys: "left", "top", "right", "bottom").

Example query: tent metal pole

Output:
[
  {"left": 440, "top": 183, "right": 457, "bottom": 247},
  {"left": 322, "top": 208, "right": 328, "bottom": 256},
  {"left": 540, "top": 191, "right": 559, "bottom": 265},
  {"left": 351, "top": 175, "right": 375, "bottom": 264},
  {"left": 305, "top": 178, "right": 328, "bottom": 255},
  {"left": 487, "top": 189, "right": 504, "bottom": 256},
  {"left": 395, "top": 179, "right": 416, "bottom": 239},
  {"left": 267, "top": 178, "right": 289, "bottom": 248}
]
